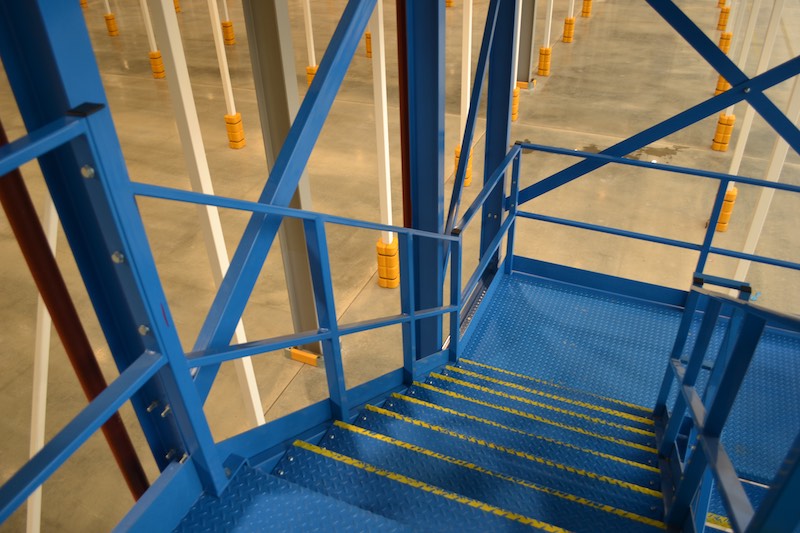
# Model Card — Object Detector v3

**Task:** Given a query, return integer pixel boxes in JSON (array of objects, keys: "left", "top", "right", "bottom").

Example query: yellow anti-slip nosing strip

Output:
[
  {"left": 331, "top": 421, "right": 666, "bottom": 530},
  {"left": 446, "top": 365, "right": 654, "bottom": 427},
  {"left": 430, "top": 373, "right": 657, "bottom": 438},
  {"left": 292, "top": 440, "right": 569, "bottom": 532},
  {"left": 410, "top": 382, "right": 658, "bottom": 454},
  {"left": 384, "top": 395, "right": 659, "bottom": 473},
  {"left": 460, "top": 359, "right": 652, "bottom": 414},
  {"left": 706, "top": 513, "right": 731, "bottom": 530},
  {"left": 365, "top": 404, "right": 661, "bottom": 495}
]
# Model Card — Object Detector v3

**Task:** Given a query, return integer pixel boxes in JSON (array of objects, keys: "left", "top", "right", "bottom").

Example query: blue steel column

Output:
[
  {"left": 481, "top": 0, "right": 516, "bottom": 277},
  {"left": 405, "top": 0, "right": 445, "bottom": 357},
  {"left": 0, "top": 0, "right": 226, "bottom": 494}
]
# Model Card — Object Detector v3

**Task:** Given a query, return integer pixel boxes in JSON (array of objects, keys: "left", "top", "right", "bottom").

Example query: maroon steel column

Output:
[
  {"left": 396, "top": 0, "right": 412, "bottom": 228},
  {"left": 0, "top": 119, "right": 149, "bottom": 500}
]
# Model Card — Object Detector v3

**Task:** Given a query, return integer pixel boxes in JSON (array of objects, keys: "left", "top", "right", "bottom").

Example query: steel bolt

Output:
[
  {"left": 277, "top": 470, "right": 284, "bottom": 476},
  {"left": 138, "top": 325, "right": 150, "bottom": 336},
  {"left": 165, "top": 449, "right": 176, "bottom": 460},
  {"left": 329, "top": 434, "right": 335, "bottom": 440},
  {"left": 146, "top": 401, "right": 159, "bottom": 413},
  {"left": 160, "top": 405, "right": 171, "bottom": 418},
  {"left": 179, "top": 453, "right": 188, "bottom": 464},
  {"left": 288, "top": 456, "right": 294, "bottom": 462},
  {"left": 80, "top": 165, "right": 95, "bottom": 179},
  {"left": 224, "top": 468, "right": 232, "bottom": 477},
  {"left": 111, "top": 251, "right": 125, "bottom": 264}
]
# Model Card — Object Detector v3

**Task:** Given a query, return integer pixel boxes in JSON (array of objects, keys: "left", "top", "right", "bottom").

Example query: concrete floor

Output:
[{"left": 0, "top": 0, "right": 798, "bottom": 530}]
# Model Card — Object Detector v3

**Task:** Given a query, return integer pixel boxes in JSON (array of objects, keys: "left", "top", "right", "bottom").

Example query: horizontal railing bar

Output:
[
  {"left": 517, "top": 211, "right": 703, "bottom": 251},
  {"left": 0, "top": 351, "right": 165, "bottom": 523},
  {"left": 461, "top": 213, "right": 515, "bottom": 304},
  {"left": 453, "top": 146, "right": 519, "bottom": 233},
  {"left": 0, "top": 117, "right": 87, "bottom": 177},
  {"left": 338, "top": 306, "right": 458, "bottom": 337},
  {"left": 187, "top": 305, "right": 458, "bottom": 368},
  {"left": 691, "top": 286, "right": 800, "bottom": 332},
  {"left": 517, "top": 142, "right": 800, "bottom": 195},
  {"left": 708, "top": 246, "right": 800, "bottom": 274},
  {"left": 132, "top": 182, "right": 458, "bottom": 243},
  {"left": 186, "top": 330, "right": 331, "bottom": 367}
]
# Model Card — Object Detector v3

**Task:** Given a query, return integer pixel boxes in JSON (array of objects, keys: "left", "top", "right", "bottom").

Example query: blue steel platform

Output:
[{"left": 463, "top": 272, "right": 800, "bottom": 486}]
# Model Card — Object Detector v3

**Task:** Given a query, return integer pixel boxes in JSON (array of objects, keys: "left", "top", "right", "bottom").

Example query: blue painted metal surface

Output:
[
  {"left": 405, "top": 0, "right": 446, "bottom": 358},
  {"left": 480, "top": 0, "right": 516, "bottom": 281},
  {"left": 175, "top": 464, "right": 410, "bottom": 532},
  {"left": 655, "top": 286, "right": 800, "bottom": 532},
  {"left": 192, "top": 0, "right": 378, "bottom": 400}
]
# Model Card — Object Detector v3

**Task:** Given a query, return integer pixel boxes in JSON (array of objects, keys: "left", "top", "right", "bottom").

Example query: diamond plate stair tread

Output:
[
  {"left": 275, "top": 444, "right": 560, "bottom": 532},
  {"left": 319, "top": 424, "right": 664, "bottom": 533},
  {"left": 424, "top": 375, "right": 657, "bottom": 447},
  {"left": 458, "top": 359, "right": 653, "bottom": 418},
  {"left": 173, "top": 464, "right": 409, "bottom": 532},
  {"left": 380, "top": 392, "right": 660, "bottom": 487},
  {"left": 442, "top": 365, "right": 655, "bottom": 430},
  {"left": 399, "top": 385, "right": 658, "bottom": 463},
  {"left": 462, "top": 274, "right": 681, "bottom": 408},
  {"left": 355, "top": 408, "right": 662, "bottom": 516}
]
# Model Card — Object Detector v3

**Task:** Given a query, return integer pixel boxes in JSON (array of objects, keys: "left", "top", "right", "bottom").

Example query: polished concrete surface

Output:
[{"left": 0, "top": 0, "right": 798, "bottom": 530}]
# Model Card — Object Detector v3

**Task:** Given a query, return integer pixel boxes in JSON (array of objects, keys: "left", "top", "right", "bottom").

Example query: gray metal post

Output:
[
  {"left": 517, "top": 0, "right": 536, "bottom": 86},
  {"left": 241, "top": 0, "right": 321, "bottom": 354}
]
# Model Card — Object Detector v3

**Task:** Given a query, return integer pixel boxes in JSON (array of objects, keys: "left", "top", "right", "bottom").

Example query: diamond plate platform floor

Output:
[
  {"left": 174, "top": 464, "right": 411, "bottom": 532},
  {"left": 463, "top": 272, "right": 800, "bottom": 486}
]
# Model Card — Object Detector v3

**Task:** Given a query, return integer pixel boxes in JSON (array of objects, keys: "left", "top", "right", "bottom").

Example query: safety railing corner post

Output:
[
  {"left": 448, "top": 234, "right": 462, "bottom": 363},
  {"left": 504, "top": 149, "right": 522, "bottom": 275},
  {"left": 301, "top": 218, "right": 347, "bottom": 420},
  {"left": 398, "top": 232, "right": 416, "bottom": 383}
]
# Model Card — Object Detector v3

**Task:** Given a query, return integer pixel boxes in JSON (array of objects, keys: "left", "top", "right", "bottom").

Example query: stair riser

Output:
[{"left": 356, "top": 410, "right": 662, "bottom": 516}]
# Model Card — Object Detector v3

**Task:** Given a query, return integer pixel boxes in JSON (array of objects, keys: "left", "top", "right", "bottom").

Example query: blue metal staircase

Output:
[
  {"left": 0, "top": 0, "right": 799, "bottom": 531},
  {"left": 174, "top": 357, "right": 665, "bottom": 532}
]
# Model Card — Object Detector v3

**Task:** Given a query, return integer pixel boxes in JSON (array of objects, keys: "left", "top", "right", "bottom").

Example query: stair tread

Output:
[
  {"left": 404, "top": 381, "right": 658, "bottom": 459},
  {"left": 381, "top": 394, "right": 661, "bottom": 487},
  {"left": 174, "top": 464, "right": 409, "bottom": 532},
  {"left": 318, "top": 422, "right": 665, "bottom": 533},
  {"left": 458, "top": 359, "right": 653, "bottom": 417},
  {"left": 277, "top": 441, "right": 566, "bottom": 532},
  {"left": 426, "top": 373, "right": 657, "bottom": 446},
  {"left": 445, "top": 364, "right": 655, "bottom": 429},
  {"left": 356, "top": 405, "right": 662, "bottom": 516}
]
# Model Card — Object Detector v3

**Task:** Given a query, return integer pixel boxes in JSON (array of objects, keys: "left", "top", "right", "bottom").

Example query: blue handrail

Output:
[{"left": 654, "top": 285, "right": 800, "bottom": 532}]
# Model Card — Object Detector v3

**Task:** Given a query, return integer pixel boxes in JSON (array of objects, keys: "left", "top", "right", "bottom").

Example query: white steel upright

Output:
[
  {"left": 568, "top": 0, "right": 576, "bottom": 19},
  {"left": 147, "top": 0, "right": 265, "bottom": 426},
  {"left": 302, "top": 0, "right": 317, "bottom": 68},
  {"left": 25, "top": 199, "right": 58, "bottom": 533},
  {"left": 732, "top": 75, "right": 800, "bottom": 286},
  {"left": 543, "top": 0, "right": 554, "bottom": 48},
  {"left": 511, "top": 0, "right": 523, "bottom": 85},
  {"left": 207, "top": 0, "right": 238, "bottom": 118},
  {"left": 370, "top": 0, "right": 394, "bottom": 244},
  {"left": 727, "top": 0, "right": 784, "bottom": 180},
  {"left": 459, "top": 0, "right": 473, "bottom": 142},
  {"left": 139, "top": 0, "right": 159, "bottom": 53}
]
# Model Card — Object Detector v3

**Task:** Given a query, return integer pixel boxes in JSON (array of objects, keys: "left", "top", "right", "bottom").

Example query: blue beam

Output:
[
  {"left": 645, "top": 0, "right": 800, "bottom": 154},
  {"left": 480, "top": 0, "right": 516, "bottom": 277},
  {"left": 517, "top": 54, "right": 800, "bottom": 205},
  {"left": 192, "top": 0, "right": 377, "bottom": 397},
  {"left": 0, "top": 352, "right": 165, "bottom": 523},
  {"left": 0, "top": 0, "right": 201, "bottom": 478},
  {"left": 0, "top": 117, "right": 85, "bottom": 177},
  {"left": 747, "top": 431, "right": 800, "bottom": 532},
  {"left": 406, "top": 0, "right": 445, "bottom": 357}
]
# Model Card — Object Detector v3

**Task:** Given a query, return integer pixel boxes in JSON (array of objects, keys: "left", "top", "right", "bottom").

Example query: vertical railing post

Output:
[
  {"left": 655, "top": 289, "right": 702, "bottom": 417},
  {"left": 696, "top": 179, "right": 730, "bottom": 274},
  {"left": 449, "top": 236, "right": 462, "bottom": 363},
  {"left": 659, "top": 297, "right": 723, "bottom": 456},
  {"left": 301, "top": 219, "right": 347, "bottom": 420},
  {"left": 504, "top": 149, "right": 521, "bottom": 275},
  {"left": 747, "top": 431, "right": 800, "bottom": 531},
  {"left": 398, "top": 233, "right": 416, "bottom": 383}
]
